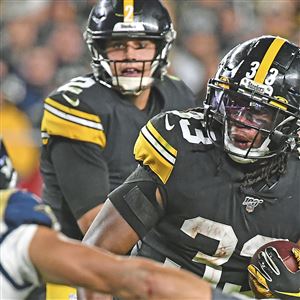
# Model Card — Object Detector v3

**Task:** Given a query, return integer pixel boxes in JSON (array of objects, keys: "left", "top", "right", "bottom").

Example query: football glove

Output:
[
  {"left": 248, "top": 246, "right": 300, "bottom": 299},
  {"left": 4, "top": 190, "right": 60, "bottom": 231}
]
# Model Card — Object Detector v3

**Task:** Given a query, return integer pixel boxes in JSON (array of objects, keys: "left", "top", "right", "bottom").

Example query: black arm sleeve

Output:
[
  {"left": 49, "top": 138, "right": 110, "bottom": 219},
  {"left": 108, "top": 166, "right": 166, "bottom": 239}
]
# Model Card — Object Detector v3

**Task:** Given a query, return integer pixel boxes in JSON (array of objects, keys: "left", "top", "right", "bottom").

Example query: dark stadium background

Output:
[{"left": 1, "top": 0, "right": 299, "bottom": 196}]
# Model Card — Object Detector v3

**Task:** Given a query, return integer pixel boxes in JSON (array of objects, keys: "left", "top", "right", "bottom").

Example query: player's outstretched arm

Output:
[
  {"left": 30, "top": 226, "right": 148, "bottom": 299},
  {"left": 31, "top": 226, "right": 214, "bottom": 300},
  {"left": 133, "top": 259, "right": 213, "bottom": 300}
]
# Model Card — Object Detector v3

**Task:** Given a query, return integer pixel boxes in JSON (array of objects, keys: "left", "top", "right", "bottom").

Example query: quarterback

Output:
[
  {"left": 40, "top": 0, "right": 195, "bottom": 241},
  {"left": 84, "top": 35, "right": 300, "bottom": 297}
]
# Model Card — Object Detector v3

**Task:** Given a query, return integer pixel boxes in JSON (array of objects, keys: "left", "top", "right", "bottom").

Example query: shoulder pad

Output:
[
  {"left": 134, "top": 108, "right": 210, "bottom": 184},
  {"left": 154, "top": 76, "right": 196, "bottom": 109},
  {"left": 134, "top": 112, "right": 178, "bottom": 184},
  {"left": 41, "top": 76, "right": 106, "bottom": 148}
]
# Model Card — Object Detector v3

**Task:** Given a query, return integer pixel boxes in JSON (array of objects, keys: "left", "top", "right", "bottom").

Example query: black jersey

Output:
[
  {"left": 40, "top": 74, "right": 195, "bottom": 239},
  {"left": 110, "top": 108, "right": 300, "bottom": 293}
]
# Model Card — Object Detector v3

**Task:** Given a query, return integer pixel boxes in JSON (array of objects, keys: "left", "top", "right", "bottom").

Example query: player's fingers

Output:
[
  {"left": 248, "top": 271, "right": 274, "bottom": 298},
  {"left": 257, "top": 251, "right": 274, "bottom": 280},
  {"left": 264, "top": 247, "right": 281, "bottom": 275},
  {"left": 292, "top": 248, "right": 300, "bottom": 269},
  {"left": 248, "top": 264, "right": 270, "bottom": 287}
]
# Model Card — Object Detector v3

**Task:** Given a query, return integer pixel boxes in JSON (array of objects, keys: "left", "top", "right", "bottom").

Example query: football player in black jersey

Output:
[
  {"left": 84, "top": 35, "right": 300, "bottom": 297},
  {"left": 40, "top": 0, "right": 195, "bottom": 240},
  {"left": 0, "top": 139, "right": 251, "bottom": 300}
]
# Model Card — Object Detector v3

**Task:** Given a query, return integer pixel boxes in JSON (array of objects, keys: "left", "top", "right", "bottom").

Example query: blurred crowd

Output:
[{"left": 1, "top": 0, "right": 299, "bottom": 195}]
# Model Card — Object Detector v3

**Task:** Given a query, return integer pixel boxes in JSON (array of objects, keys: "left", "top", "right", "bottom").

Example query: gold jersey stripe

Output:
[
  {"left": 141, "top": 126, "right": 176, "bottom": 165},
  {"left": 41, "top": 110, "right": 106, "bottom": 148},
  {"left": 134, "top": 132, "right": 174, "bottom": 184},
  {"left": 44, "top": 103, "right": 103, "bottom": 131},
  {"left": 254, "top": 37, "right": 286, "bottom": 83},
  {"left": 124, "top": 0, "right": 134, "bottom": 22},
  {"left": 46, "top": 283, "right": 76, "bottom": 300},
  {"left": 45, "top": 98, "right": 101, "bottom": 123},
  {"left": 146, "top": 121, "right": 177, "bottom": 157}
]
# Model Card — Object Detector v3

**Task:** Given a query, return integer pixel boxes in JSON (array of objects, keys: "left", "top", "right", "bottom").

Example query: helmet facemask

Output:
[
  {"left": 205, "top": 79, "right": 298, "bottom": 163},
  {"left": 85, "top": 34, "right": 174, "bottom": 95}
]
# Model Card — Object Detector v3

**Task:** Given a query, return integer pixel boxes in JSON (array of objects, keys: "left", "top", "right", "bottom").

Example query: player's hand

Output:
[
  {"left": 4, "top": 190, "right": 60, "bottom": 231},
  {"left": 248, "top": 246, "right": 300, "bottom": 299}
]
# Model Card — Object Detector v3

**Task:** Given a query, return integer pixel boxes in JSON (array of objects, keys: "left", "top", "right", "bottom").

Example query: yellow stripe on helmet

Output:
[
  {"left": 124, "top": 0, "right": 134, "bottom": 22},
  {"left": 254, "top": 37, "right": 286, "bottom": 84}
]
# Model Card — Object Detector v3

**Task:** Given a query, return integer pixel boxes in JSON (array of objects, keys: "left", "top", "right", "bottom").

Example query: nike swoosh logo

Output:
[
  {"left": 62, "top": 94, "right": 80, "bottom": 107},
  {"left": 165, "top": 114, "right": 175, "bottom": 131}
]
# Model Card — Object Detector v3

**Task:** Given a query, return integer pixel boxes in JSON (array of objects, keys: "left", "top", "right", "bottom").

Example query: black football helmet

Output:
[
  {"left": 0, "top": 138, "right": 17, "bottom": 189},
  {"left": 84, "top": 0, "right": 176, "bottom": 95},
  {"left": 204, "top": 35, "right": 300, "bottom": 163}
]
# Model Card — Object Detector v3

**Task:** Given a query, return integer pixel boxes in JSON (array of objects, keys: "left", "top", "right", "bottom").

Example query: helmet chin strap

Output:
[
  {"left": 224, "top": 123, "right": 271, "bottom": 164},
  {"left": 112, "top": 76, "right": 153, "bottom": 95}
]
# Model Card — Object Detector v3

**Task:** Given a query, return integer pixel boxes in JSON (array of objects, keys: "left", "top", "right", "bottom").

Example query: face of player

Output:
[
  {"left": 105, "top": 39, "right": 156, "bottom": 78},
  {"left": 226, "top": 105, "right": 273, "bottom": 150}
]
